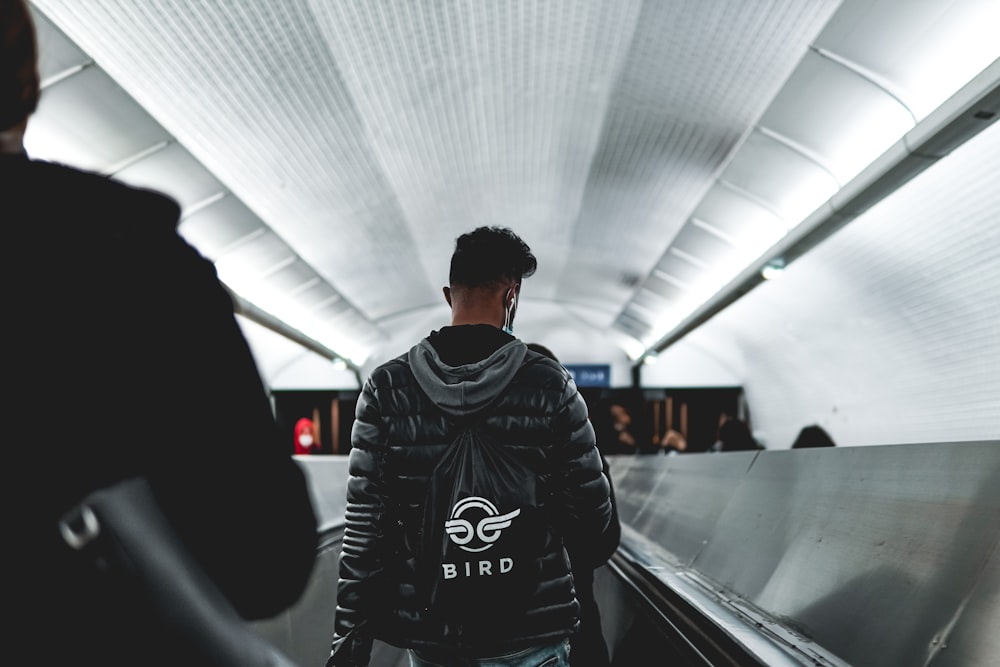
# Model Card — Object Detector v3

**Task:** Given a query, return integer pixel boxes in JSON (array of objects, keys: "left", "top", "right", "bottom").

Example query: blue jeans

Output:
[{"left": 409, "top": 639, "right": 570, "bottom": 667}]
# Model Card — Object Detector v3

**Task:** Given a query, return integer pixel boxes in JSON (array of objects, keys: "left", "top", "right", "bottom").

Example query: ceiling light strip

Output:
[
  {"left": 227, "top": 285, "right": 362, "bottom": 384},
  {"left": 635, "top": 60, "right": 1000, "bottom": 369}
]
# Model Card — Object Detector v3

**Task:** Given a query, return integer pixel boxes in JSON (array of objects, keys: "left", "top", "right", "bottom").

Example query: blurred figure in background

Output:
[
  {"left": 657, "top": 428, "right": 688, "bottom": 455},
  {"left": 294, "top": 417, "right": 319, "bottom": 455},
  {"left": 791, "top": 424, "right": 836, "bottom": 449},
  {"left": 597, "top": 401, "right": 639, "bottom": 455},
  {"left": 4, "top": 2, "right": 317, "bottom": 664},
  {"left": 709, "top": 415, "right": 761, "bottom": 452}
]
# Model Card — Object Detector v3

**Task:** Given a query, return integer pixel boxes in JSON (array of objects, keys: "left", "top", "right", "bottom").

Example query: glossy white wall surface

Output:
[{"left": 641, "top": 335, "right": 743, "bottom": 389}]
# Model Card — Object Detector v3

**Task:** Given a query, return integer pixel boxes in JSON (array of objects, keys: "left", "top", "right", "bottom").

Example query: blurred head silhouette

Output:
[
  {"left": 1, "top": 0, "right": 41, "bottom": 152},
  {"left": 715, "top": 416, "right": 759, "bottom": 452},
  {"left": 791, "top": 424, "right": 836, "bottom": 449}
]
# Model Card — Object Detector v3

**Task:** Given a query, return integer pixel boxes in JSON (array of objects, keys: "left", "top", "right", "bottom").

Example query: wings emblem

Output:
[{"left": 443, "top": 497, "right": 522, "bottom": 552}]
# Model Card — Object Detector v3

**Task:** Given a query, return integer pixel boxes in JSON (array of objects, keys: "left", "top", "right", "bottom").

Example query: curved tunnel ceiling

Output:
[{"left": 24, "top": 0, "right": 1000, "bottom": 368}]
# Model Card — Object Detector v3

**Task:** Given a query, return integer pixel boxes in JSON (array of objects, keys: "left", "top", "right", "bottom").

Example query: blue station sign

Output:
[{"left": 564, "top": 364, "right": 611, "bottom": 388}]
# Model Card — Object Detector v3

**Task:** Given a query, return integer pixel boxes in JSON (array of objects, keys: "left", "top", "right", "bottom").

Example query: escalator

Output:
[
  {"left": 253, "top": 523, "right": 784, "bottom": 667},
  {"left": 263, "top": 443, "right": 1000, "bottom": 667}
]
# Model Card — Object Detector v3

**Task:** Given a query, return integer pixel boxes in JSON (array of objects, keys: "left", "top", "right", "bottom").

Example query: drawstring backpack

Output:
[{"left": 417, "top": 417, "right": 553, "bottom": 643}]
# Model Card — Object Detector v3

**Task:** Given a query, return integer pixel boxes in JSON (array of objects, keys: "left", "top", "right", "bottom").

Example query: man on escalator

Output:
[{"left": 325, "top": 226, "right": 618, "bottom": 667}]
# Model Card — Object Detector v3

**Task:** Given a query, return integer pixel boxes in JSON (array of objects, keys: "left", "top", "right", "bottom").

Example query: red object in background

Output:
[{"left": 294, "top": 417, "right": 318, "bottom": 455}]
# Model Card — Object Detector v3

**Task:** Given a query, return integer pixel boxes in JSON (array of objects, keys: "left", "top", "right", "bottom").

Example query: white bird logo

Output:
[{"left": 444, "top": 497, "right": 521, "bottom": 553}]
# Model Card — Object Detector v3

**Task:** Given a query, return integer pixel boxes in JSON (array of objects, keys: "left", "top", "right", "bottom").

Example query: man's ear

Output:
[{"left": 443, "top": 286, "right": 452, "bottom": 307}]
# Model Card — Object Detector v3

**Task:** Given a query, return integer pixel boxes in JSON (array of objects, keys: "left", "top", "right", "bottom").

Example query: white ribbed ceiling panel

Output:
[
  {"left": 722, "top": 129, "right": 840, "bottom": 223},
  {"left": 307, "top": 0, "right": 647, "bottom": 304},
  {"left": 32, "top": 0, "right": 428, "bottom": 325},
  {"left": 566, "top": 0, "right": 840, "bottom": 316},
  {"left": 28, "top": 1, "right": 388, "bottom": 364},
  {"left": 29, "top": 0, "right": 839, "bottom": 339},
  {"left": 31, "top": 8, "right": 88, "bottom": 81},
  {"left": 813, "top": 0, "right": 1000, "bottom": 120},
  {"left": 113, "top": 143, "right": 224, "bottom": 215},
  {"left": 618, "top": 0, "right": 999, "bottom": 352},
  {"left": 26, "top": 65, "right": 172, "bottom": 173},
  {"left": 760, "top": 51, "right": 916, "bottom": 185},
  {"left": 25, "top": 0, "right": 1000, "bottom": 368}
]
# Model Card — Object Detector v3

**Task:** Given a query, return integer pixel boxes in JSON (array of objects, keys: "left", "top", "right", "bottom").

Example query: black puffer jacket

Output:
[{"left": 328, "top": 328, "right": 615, "bottom": 665}]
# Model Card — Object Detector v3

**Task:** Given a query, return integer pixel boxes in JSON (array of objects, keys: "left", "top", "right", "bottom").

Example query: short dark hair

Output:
[
  {"left": 1, "top": 0, "right": 40, "bottom": 131},
  {"left": 449, "top": 226, "right": 537, "bottom": 289}
]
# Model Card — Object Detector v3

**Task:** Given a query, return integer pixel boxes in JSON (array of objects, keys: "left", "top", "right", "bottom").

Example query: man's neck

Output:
[
  {"left": 451, "top": 314, "right": 502, "bottom": 328},
  {"left": 447, "top": 284, "right": 508, "bottom": 329},
  {"left": 450, "top": 305, "right": 503, "bottom": 329}
]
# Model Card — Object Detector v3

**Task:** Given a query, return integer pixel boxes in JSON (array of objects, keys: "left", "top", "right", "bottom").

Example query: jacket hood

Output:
[{"left": 408, "top": 337, "right": 527, "bottom": 417}]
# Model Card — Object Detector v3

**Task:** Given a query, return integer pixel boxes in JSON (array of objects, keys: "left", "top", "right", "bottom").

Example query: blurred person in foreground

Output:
[
  {"left": 326, "top": 226, "right": 615, "bottom": 667},
  {"left": 4, "top": 2, "right": 318, "bottom": 664}
]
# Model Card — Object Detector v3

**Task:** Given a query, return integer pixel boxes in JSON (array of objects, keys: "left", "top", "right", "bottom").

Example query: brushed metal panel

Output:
[
  {"left": 611, "top": 442, "right": 1000, "bottom": 667},
  {"left": 928, "top": 541, "right": 1000, "bottom": 666},
  {"left": 608, "top": 452, "right": 757, "bottom": 567}
]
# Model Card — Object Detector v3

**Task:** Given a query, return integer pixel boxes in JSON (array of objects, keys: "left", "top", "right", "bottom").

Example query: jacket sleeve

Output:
[
  {"left": 327, "top": 375, "right": 391, "bottom": 667},
  {"left": 565, "top": 454, "right": 621, "bottom": 569},
  {"left": 548, "top": 376, "right": 618, "bottom": 557}
]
